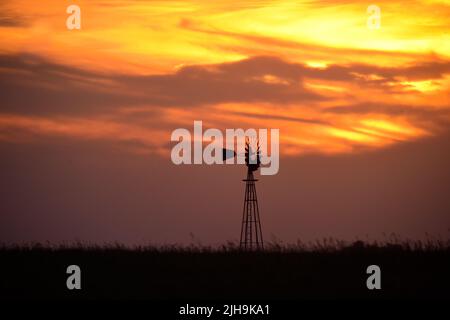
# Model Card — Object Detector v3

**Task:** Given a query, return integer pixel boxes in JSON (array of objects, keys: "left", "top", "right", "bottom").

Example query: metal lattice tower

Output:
[{"left": 240, "top": 140, "right": 264, "bottom": 250}]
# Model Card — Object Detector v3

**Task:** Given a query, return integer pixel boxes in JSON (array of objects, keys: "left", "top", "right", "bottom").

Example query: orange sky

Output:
[{"left": 0, "top": 0, "right": 449, "bottom": 157}]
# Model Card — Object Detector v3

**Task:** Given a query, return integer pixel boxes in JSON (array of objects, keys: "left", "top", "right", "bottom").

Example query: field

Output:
[{"left": 1, "top": 240, "right": 449, "bottom": 300}]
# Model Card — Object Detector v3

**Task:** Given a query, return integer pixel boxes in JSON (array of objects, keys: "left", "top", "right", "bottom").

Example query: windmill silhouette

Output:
[
  {"left": 223, "top": 138, "right": 264, "bottom": 250},
  {"left": 241, "top": 138, "right": 264, "bottom": 250}
]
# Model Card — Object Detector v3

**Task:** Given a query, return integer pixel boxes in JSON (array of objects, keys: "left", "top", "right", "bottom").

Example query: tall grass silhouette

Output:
[{"left": 1, "top": 237, "right": 449, "bottom": 300}]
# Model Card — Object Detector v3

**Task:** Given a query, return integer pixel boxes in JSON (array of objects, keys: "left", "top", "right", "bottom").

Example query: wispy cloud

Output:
[{"left": 0, "top": 52, "right": 448, "bottom": 156}]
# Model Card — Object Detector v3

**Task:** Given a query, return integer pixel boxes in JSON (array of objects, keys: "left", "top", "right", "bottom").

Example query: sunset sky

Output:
[{"left": 0, "top": 0, "right": 449, "bottom": 245}]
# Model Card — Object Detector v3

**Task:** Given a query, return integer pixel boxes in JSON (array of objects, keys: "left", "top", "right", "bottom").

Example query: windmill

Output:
[{"left": 223, "top": 138, "right": 264, "bottom": 250}]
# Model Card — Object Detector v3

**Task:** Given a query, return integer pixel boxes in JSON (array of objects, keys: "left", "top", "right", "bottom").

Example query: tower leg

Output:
[{"left": 240, "top": 170, "right": 264, "bottom": 250}]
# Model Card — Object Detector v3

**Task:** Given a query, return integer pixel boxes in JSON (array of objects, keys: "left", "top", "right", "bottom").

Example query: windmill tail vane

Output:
[{"left": 221, "top": 138, "right": 261, "bottom": 167}]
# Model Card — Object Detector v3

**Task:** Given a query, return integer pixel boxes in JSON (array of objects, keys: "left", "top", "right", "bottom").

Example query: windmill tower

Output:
[{"left": 240, "top": 139, "right": 264, "bottom": 250}]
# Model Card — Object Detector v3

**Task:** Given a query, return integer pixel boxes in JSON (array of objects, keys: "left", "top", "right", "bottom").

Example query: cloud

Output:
[
  {"left": 0, "top": 54, "right": 327, "bottom": 115},
  {"left": 0, "top": 53, "right": 449, "bottom": 156},
  {"left": 0, "top": 54, "right": 147, "bottom": 116},
  {"left": 0, "top": 16, "right": 24, "bottom": 27},
  {"left": 0, "top": 2, "right": 27, "bottom": 27},
  {"left": 325, "top": 102, "right": 450, "bottom": 120},
  {"left": 2, "top": 53, "right": 449, "bottom": 115},
  {"left": 116, "top": 56, "right": 326, "bottom": 106},
  {"left": 226, "top": 110, "right": 330, "bottom": 125}
]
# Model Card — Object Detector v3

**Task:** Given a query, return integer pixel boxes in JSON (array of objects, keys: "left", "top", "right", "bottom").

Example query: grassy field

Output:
[{"left": 1, "top": 240, "right": 449, "bottom": 300}]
